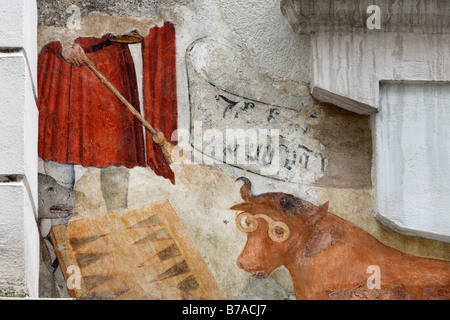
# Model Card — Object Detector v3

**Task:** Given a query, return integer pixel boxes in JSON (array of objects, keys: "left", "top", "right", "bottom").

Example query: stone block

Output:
[
  {"left": 0, "top": 0, "right": 37, "bottom": 89},
  {"left": 0, "top": 53, "right": 38, "bottom": 211}
]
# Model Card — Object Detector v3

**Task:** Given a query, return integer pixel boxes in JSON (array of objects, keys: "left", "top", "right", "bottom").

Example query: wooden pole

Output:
[{"left": 83, "top": 58, "right": 176, "bottom": 165}]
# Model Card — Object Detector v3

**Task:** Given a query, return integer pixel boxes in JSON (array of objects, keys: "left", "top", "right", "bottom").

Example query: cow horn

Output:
[{"left": 236, "top": 177, "right": 253, "bottom": 201}]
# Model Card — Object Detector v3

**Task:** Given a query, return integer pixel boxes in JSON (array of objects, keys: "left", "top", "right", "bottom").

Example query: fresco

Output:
[
  {"left": 186, "top": 37, "right": 327, "bottom": 187},
  {"left": 36, "top": 2, "right": 450, "bottom": 300},
  {"left": 51, "top": 201, "right": 224, "bottom": 299},
  {"left": 232, "top": 179, "right": 450, "bottom": 300}
]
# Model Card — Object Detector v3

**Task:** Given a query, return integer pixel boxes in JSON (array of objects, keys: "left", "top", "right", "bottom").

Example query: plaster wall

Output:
[
  {"left": 374, "top": 82, "right": 450, "bottom": 242},
  {"left": 0, "top": 53, "right": 39, "bottom": 210},
  {"left": 282, "top": 0, "right": 450, "bottom": 113},
  {"left": 0, "top": 0, "right": 38, "bottom": 92},
  {"left": 0, "top": 0, "right": 39, "bottom": 297},
  {"left": 311, "top": 30, "right": 450, "bottom": 113}
]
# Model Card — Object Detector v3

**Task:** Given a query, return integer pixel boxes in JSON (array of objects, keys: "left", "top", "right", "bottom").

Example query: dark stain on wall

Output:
[
  {"left": 37, "top": 0, "right": 193, "bottom": 27},
  {"left": 311, "top": 102, "right": 372, "bottom": 189}
]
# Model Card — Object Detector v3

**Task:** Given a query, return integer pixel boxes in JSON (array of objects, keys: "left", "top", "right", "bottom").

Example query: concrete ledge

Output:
[
  {"left": 282, "top": 0, "right": 450, "bottom": 35},
  {"left": 374, "top": 211, "right": 450, "bottom": 244},
  {"left": 311, "top": 86, "right": 377, "bottom": 115},
  {"left": 310, "top": 29, "right": 450, "bottom": 113}
]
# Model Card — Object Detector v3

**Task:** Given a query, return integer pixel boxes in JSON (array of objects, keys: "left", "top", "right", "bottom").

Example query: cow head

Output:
[{"left": 231, "top": 177, "right": 331, "bottom": 278}]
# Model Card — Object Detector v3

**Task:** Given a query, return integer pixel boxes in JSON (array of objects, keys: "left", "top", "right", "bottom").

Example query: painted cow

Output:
[{"left": 231, "top": 178, "right": 450, "bottom": 300}]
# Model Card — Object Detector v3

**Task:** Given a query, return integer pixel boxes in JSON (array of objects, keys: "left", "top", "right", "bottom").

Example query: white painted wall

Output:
[
  {"left": 374, "top": 82, "right": 450, "bottom": 243},
  {"left": 299, "top": 0, "right": 450, "bottom": 114},
  {"left": 0, "top": 0, "right": 39, "bottom": 297},
  {"left": 311, "top": 30, "right": 450, "bottom": 114}
]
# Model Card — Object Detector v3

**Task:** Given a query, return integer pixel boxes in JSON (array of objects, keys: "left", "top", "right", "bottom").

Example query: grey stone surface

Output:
[
  {"left": 38, "top": 173, "right": 75, "bottom": 220},
  {"left": 282, "top": 0, "right": 450, "bottom": 34},
  {"left": 37, "top": 0, "right": 193, "bottom": 27}
]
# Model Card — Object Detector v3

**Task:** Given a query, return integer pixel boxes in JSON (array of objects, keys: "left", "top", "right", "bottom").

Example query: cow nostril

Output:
[{"left": 236, "top": 256, "right": 247, "bottom": 270}]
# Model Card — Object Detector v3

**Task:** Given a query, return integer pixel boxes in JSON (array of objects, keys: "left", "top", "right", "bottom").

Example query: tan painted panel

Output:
[{"left": 51, "top": 200, "right": 225, "bottom": 300}]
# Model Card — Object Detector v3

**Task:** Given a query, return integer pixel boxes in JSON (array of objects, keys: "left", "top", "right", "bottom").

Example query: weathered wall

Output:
[
  {"left": 0, "top": 0, "right": 39, "bottom": 297},
  {"left": 283, "top": 0, "right": 450, "bottom": 113},
  {"left": 311, "top": 29, "right": 450, "bottom": 113},
  {"left": 35, "top": 0, "right": 450, "bottom": 300},
  {"left": 375, "top": 82, "right": 450, "bottom": 243},
  {"left": 283, "top": 0, "right": 450, "bottom": 243}
]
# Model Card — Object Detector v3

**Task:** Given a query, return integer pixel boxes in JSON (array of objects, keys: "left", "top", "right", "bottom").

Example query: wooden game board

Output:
[{"left": 50, "top": 200, "right": 225, "bottom": 300}]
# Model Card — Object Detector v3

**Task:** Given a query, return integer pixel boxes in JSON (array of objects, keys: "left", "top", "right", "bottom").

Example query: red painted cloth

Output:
[
  {"left": 142, "top": 22, "right": 178, "bottom": 184},
  {"left": 38, "top": 22, "right": 177, "bottom": 183}
]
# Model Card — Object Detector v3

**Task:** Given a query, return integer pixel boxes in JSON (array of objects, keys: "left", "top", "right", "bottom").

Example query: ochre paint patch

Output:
[{"left": 50, "top": 200, "right": 225, "bottom": 300}]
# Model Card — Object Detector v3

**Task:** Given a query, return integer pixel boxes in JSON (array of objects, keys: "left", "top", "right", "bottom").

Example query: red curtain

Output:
[
  {"left": 142, "top": 22, "right": 178, "bottom": 184},
  {"left": 37, "top": 22, "right": 177, "bottom": 184}
]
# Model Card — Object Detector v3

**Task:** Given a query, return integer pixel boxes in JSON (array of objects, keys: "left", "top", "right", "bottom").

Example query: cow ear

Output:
[
  {"left": 321, "top": 201, "right": 329, "bottom": 212},
  {"left": 306, "top": 208, "right": 325, "bottom": 226},
  {"left": 230, "top": 202, "right": 253, "bottom": 211},
  {"left": 306, "top": 201, "right": 329, "bottom": 227},
  {"left": 304, "top": 226, "right": 343, "bottom": 258}
]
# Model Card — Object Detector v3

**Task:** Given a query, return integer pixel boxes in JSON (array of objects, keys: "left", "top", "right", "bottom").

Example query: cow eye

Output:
[
  {"left": 273, "top": 226, "right": 284, "bottom": 237},
  {"left": 268, "top": 221, "right": 290, "bottom": 243},
  {"left": 236, "top": 212, "right": 258, "bottom": 233}
]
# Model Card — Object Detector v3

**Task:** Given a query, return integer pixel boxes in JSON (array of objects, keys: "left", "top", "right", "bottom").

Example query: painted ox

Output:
[{"left": 231, "top": 178, "right": 450, "bottom": 300}]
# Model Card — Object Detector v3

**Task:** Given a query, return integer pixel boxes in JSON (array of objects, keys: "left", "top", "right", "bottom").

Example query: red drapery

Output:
[
  {"left": 37, "top": 22, "right": 177, "bottom": 184},
  {"left": 142, "top": 22, "right": 178, "bottom": 184}
]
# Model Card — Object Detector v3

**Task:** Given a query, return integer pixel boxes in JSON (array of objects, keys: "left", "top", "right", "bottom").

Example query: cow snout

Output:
[
  {"left": 236, "top": 249, "right": 267, "bottom": 275},
  {"left": 236, "top": 251, "right": 252, "bottom": 273},
  {"left": 237, "top": 253, "right": 271, "bottom": 279},
  {"left": 236, "top": 253, "right": 246, "bottom": 271}
]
